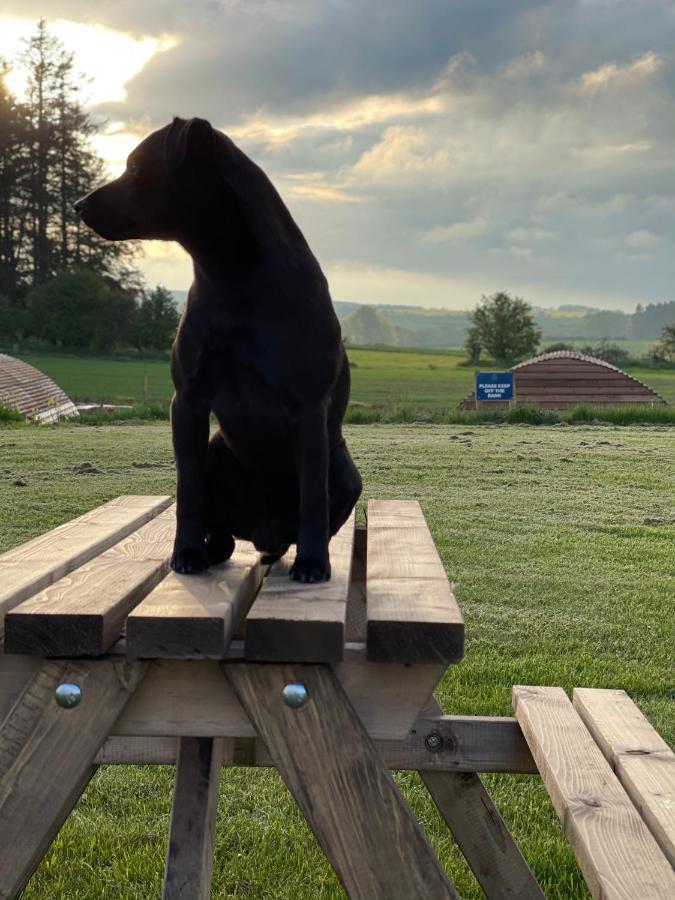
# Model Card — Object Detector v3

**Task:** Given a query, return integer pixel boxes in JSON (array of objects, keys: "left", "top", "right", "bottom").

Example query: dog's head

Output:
[{"left": 75, "top": 118, "right": 235, "bottom": 243}]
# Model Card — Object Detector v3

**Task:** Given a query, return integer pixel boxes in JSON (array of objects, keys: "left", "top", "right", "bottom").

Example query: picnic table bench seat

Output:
[{"left": 0, "top": 495, "right": 672, "bottom": 900}]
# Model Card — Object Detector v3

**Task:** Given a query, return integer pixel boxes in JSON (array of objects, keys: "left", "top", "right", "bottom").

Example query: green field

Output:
[
  {"left": 17, "top": 348, "right": 675, "bottom": 410},
  {"left": 1, "top": 422, "right": 673, "bottom": 899}
]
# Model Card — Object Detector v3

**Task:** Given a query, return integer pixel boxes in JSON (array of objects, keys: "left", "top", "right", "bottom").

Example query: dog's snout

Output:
[{"left": 73, "top": 197, "right": 87, "bottom": 215}]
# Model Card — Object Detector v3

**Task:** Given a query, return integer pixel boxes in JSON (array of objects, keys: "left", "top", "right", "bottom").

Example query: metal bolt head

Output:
[
  {"left": 55, "top": 683, "right": 82, "bottom": 709},
  {"left": 425, "top": 731, "right": 443, "bottom": 752},
  {"left": 282, "top": 683, "right": 308, "bottom": 709}
]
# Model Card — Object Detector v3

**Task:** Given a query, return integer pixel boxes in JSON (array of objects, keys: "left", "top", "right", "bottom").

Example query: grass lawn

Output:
[
  {"left": 17, "top": 348, "right": 675, "bottom": 415},
  {"left": 0, "top": 422, "right": 673, "bottom": 898}
]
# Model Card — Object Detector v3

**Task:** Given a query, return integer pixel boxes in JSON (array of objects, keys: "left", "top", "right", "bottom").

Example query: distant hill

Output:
[
  {"left": 169, "top": 292, "right": 674, "bottom": 349},
  {"left": 334, "top": 301, "right": 675, "bottom": 348}
]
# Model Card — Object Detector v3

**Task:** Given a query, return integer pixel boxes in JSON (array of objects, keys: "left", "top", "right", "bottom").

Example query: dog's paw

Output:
[
  {"left": 261, "top": 544, "right": 290, "bottom": 566},
  {"left": 290, "top": 556, "right": 331, "bottom": 583},
  {"left": 206, "top": 531, "right": 235, "bottom": 565},
  {"left": 171, "top": 545, "right": 210, "bottom": 575}
]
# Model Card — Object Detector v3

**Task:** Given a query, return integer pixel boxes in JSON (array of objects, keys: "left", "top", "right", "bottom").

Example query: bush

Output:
[
  {"left": 579, "top": 340, "right": 631, "bottom": 367},
  {"left": 74, "top": 402, "right": 170, "bottom": 425},
  {"left": 564, "top": 404, "right": 675, "bottom": 426},
  {"left": 506, "top": 403, "right": 561, "bottom": 425},
  {"left": 0, "top": 401, "right": 24, "bottom": 424},
  {"left": 344, "top": 402, "right": 675, "bottom": 427},
  {"left": 542, "top": 342, "right": 575, "bottom": 353}
]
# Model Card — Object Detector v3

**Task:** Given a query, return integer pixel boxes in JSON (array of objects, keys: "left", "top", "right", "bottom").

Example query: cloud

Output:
[
  {"left": 423, "top": 219, "right": 491, "bottom": 244},
  {"left": 2, "top": 1, "right": 673, "bottom": 309},
  {"left": 578, "top": 51, "right": 664, "bottom": 95},
  {"left": 506, "top": 227, "right": 556, "bottom": 242},
  {"left": 625, "top": 229, "right": 665, "bottom": 248}
]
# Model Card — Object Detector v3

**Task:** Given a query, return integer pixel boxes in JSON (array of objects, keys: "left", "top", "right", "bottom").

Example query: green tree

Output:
[
  {"left": 464, "top": 326, "right": 482, "bottom": 363},
  {"left": 342, "top": 305, "right": 397, "bottom": 346},
  {"left": 468, "top": 292, "right": 540, "bottom": 364},
  {"left": 26, "top": 269, "right": 136, "bottom": 350},
  {"left": 655, "top": 323, "right": 675, "bottom": 362},
  {"left": 135, "top": 285, "right": 180, "bottom": 351}
]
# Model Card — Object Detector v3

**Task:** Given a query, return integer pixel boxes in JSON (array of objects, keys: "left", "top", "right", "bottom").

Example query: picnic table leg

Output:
[
  {"left": 0, "top": 658, "right": 147, "bottom": 900},
  {"left": 224, "top": 661, "right": 459, "bottom": 900},
  {"left": 162, "top": 737, "right": 230, "bottom": 900},
  {"left": 421, "top": 699, "right": 544, "bottom": 900}
]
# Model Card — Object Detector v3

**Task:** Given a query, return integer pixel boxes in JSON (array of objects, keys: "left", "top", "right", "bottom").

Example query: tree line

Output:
[{"left": 0, "top": 20, "right": 178, "bottom": 352}]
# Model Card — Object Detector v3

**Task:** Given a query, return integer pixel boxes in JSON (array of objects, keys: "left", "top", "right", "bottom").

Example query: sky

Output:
[{"left": 0, "top": 1, "right": 673, "bottom": 311}]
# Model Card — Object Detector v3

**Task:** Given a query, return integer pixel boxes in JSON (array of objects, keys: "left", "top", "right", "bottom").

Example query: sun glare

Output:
[{"left": 0, "top": 17, "right": 175, "bottom": 106}]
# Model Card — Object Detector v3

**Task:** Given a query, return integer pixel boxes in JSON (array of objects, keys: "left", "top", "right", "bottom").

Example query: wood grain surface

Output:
[
  {"left": 0, "top": 495, "right": 171, "bottom": 637},
  {"left": 366, "top": 500, "right": 464, "bottom": 663},
  {"left": 0, "top": 658, "right": 147, "bottom": 899},
  {"left": 244, "top": 512, "right": 355, "bottom": 662},
  {"left": 127, "top": 540, "right": 263, "bottom": 658},
  {"left": 513, "top": 685, "right": 675, "bottom": 899},
  {"left": 162, "top": 737, "right": 230, "bottom": 900},
  {"left": 225, "top": 662, "right": 458, "bottom": 899},
  {"left": 573, "top": 687, "right": 675, "bottom": 867}
]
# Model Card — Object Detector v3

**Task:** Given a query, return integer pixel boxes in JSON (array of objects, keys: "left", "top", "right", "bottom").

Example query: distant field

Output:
[
  {"left": 563, "top": 339, "right": 655, "bottom": 355},
  {"left": 1, "top": 422, "right": 672, "bottom": 899},
  {"left": 18, "top": 347, "right": 675, "bottom": 409}
]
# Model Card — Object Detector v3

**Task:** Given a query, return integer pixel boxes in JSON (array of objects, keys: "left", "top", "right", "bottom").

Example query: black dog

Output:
[{"left": 75, "top": 117, "right": 362, "bottom": 582}]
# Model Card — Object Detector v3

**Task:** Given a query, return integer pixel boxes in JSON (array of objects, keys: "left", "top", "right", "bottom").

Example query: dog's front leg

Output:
[
  {"left": 291, "top": 403, "right": 331, "bottom": 583},
  {"left": 171, "top": 393, "right": 210, "bottom": 574}
]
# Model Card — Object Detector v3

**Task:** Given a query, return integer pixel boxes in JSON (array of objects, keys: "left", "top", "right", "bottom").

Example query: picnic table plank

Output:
[
  {"left": 225, "top": 662, "right": 459, "bottom": 899},
  {"left": 126, "top": 541, "right": 263, "bottom": 658},
  {"left": 573, "top": 688, "right": 675, "bottom": 866},
  {"left": 513, "top": 685, "right": 675, "bottom": 900},
  {"left": 0, "top": 495, "right": 171, "bottom": 636},
  {"left": 112, "top": 648, "right": 445, "bottom": 741},
  {"left": 421, "top": 697, "right": 544, "bottom": 899},
  {"left": 0, "top": 658, "right": 147, "bottom": 900},
  {"left": 243, "top": 511, "right": 355, "bottom": 662},
  {"left": 366, "top": 500, "right": 464, "bottom": 663},
  {"left": 162, "top": 737, "right": 230, "bottom": 900},
  {"left": 4, "top": 507, "right": 176, "bottom": 656}
]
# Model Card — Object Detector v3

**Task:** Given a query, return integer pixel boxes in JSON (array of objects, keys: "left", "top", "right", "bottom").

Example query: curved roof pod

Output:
[
  {"left": 460, "top": 351, "right": 667, "bottom": 410},
  {"left": 0, "top": 354, "right": 79, "bottom": 422}
]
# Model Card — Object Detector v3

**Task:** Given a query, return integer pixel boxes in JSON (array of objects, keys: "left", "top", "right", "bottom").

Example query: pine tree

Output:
[
  {"left": 0, "top": 60, "right": 31, "bottom": 301},
  {"left": 16, "top": 20, "right": 140, "bottom": 290}
]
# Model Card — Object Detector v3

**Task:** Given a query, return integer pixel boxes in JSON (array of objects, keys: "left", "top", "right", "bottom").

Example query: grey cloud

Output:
[{"left": 6, "top": 0, "right": 673, "bottom": 307}]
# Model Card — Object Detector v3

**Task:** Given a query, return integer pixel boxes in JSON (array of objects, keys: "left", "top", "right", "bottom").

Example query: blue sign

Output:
[{"left": 476, "top": 371, "right": 514, "bottom": 401}]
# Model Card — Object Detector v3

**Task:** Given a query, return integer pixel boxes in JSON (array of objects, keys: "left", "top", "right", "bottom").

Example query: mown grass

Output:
[
  {"left": 16, "top": 348, "right": 675, "bottom": 421},
  {"left": 0, "top": 423, "right": 672, "bottom": 898}
]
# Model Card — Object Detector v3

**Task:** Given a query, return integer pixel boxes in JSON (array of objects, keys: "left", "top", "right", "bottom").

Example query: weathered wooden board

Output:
[
  {"left": 573, "top": 688, "right": 675, "bottom": 867},
  {"left": 244, "top": 512, "right": 355, "bottom": 663},
  {"left": 162, "top": 737, "right": 230, "bottom": 900},
  {"left": 0, "top": 495, "right": 171, "bottom": 637},
  {"left": 94, "top": 714, "right": 538, "bottom": 772},
  {"left": 126, "top": 540, "right": 263, "bottom": 659},
  {"left": 345, "top": 524, "right": 367, "bottom": 642},
  {"left": 112, "top": 647, "right": 444, "bottom": 741},
  {"left": 4, "top": 508, "right": 176, "bottom": 656},
  {"left": 366, "top": 500, "right": 464, "bottom": 663},
  {"left": 0, "top": 658, "right": 147, "bottom": 900},
  {"left": 225, "top": 662, "right": 458, "bottom": 900},
  {"left": 420, "top": 697, "right": 543, "bottom": 899},
  {"left": 380, "top": 713, "right": 537, "bottom": 773},
  {"left": 513, "top": 685, "right": 675, "bottom": 899}
]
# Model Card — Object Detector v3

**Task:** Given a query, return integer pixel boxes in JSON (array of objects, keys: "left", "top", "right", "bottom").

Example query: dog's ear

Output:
[
  {"left": 211, "top": 130, "right": 302, "bottom": 254},
  {"left": 165, "top": 117, "right": 214, "bottom": 171}
]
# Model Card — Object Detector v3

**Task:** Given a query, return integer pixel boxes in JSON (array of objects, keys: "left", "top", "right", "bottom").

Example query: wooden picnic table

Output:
[{"left": 0, "top": 496, "right": 672, "bottom": 899}]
